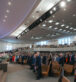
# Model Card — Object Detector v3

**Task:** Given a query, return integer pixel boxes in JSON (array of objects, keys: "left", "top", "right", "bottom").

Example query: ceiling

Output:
[
  {"left": 1, "top": 0, "right": 76, "bottom": 44},
  {"left": 0, "top": 0, "right": 40, "bottom": 38}
]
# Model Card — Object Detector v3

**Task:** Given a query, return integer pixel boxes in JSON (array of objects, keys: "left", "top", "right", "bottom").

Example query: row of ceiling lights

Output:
[
  {"left": 42, "top": 19, "right": 76, "bottom": 33},
  {"left": 41, "top": 0, "right": 75, "bottom": 34},
  {"left": 2, "top": 1, "right": 12, "bottom": 23},
  {"left": 17, "top": 0, "right": 72, "bottom": 39}
]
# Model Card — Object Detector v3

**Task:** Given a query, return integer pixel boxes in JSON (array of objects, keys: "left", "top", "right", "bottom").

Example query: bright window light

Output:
[
  {"left": 10, "top": 24, "right": 27, "bottom": 36},
  {"left": 6, "top": 45, "right": 12, "bottom": 50}
]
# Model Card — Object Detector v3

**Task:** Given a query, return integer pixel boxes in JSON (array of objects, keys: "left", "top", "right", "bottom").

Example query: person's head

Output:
[{"left": 36, "top": 52, "right": 40, "bottom": 56}]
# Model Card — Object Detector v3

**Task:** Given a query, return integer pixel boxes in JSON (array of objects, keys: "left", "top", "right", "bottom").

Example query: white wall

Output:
[{"left": 0, "top": 41, "right": 32, "bottom": 52}]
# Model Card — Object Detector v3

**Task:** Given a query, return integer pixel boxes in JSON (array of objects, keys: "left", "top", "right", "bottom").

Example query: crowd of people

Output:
[{"left": 8, "top": 51, "right": 76, "bottom": 80}]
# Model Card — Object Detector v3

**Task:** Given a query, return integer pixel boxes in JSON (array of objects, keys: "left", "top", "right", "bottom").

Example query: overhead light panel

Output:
[
  {"left": 10, "top": 24, "right": 27, "bottom": 36},
  {"left": 48, "top": 20, "right": 53, "bottom": 23},
  {"left": 59, "top": 29, "right": 62, "bottom": 31},
  {"left": 70, "top": 27, "right": 73, "bottom": 29},
  {"left": 67, "top": 0, "right": 71, "bottom": 2},
  {"left": 42, "top": 24, "right": 46, "bottom": 27},
  {"left": 4, "top": 15, "right": 8, "bottom": 18},
  {"left": 49, "top": 26, "right": 52, "bottom": 29},
  {"left": 3, "top": 19, "right": 6, "bottom": 22},
  {"left": 60, "top": 1, "right": 66, "bottom": 8},
  {"left": 61, "top": 24, "right": 65, "bottom": 27},
  {"left": 66, "top": 26, "right": 69, "bottom": 28},
  {"left": 54, "top": 27, "right": 58, "bottom": 30},
  {"left": 8, "top": 1, "right": 12, "bottom": 6},
  {"left": 6, "top": 9, "right": 10, "bottom": 13},
  {"left": 53, "top": 7, "right": 56, "bottom": 11},
  {"left": 55, "top": 22, "right": 59, "bottom": 25}
]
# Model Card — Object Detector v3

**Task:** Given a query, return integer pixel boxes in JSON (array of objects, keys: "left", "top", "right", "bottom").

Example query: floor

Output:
[{"left": 6, "top": 64, "right": 74, "bottom": 82}]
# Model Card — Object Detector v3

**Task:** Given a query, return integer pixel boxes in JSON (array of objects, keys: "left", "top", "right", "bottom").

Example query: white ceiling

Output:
[{"left": 1, "top": 0, "right": 76, "bottom": 44}]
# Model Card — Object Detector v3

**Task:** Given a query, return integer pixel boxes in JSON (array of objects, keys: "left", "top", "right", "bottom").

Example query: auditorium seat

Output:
[
  {"left": 23, "top": 59, "right": 27, "bottom": 64},
  {"left": 41, "top": 64, "right": 50, "bottom": 76},
  {"left": 52, "top": 61, "right": 62, "bottom": 76},
  {"left": 62, "top": 76, "right": 70, "bottom": 82},
  {"left": 64, "top": 64, "right": 74, "bottom": 75}
]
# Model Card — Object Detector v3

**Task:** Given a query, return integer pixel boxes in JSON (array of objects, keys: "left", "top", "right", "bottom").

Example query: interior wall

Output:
[{"left": 0, "top": 41, "right": 32, "bottom": 52}]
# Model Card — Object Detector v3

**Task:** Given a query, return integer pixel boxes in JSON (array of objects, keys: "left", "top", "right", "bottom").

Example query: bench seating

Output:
[
  {"left": 41, "top": 64, "right": 50, "bottom": 76},
  {"left": 52, "top": 61, "right": 62, "bottom": 76},
  {"left": 64, "top": 64, "right": 73, "bottom": 75},
  {"left": 62, "top": 76, "right": 70, "bottom": 82}
]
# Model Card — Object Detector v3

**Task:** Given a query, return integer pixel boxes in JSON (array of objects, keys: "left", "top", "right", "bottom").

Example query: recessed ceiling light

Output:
[
  {"left": 54, "top": 27, "right": 58, "bottom": 30},
  {"left": 53, "top": 15, "right": 55, "bottom": 18},
  {"left": 6, "top": 9, "right": 10, "bottom": 13},
  {"left": 4, "top": 15, "right": 8, "bottom": 18},
  {"left": 42, "top": 24, "right": 46, "bottom": 27},
  {"left": 32, "top": 16, "right": 35, "bottom": 18},
  {"left": 74, "top": 29, "right": 76, "bottom": 31},
  {"left": 60, "top": 1, "right": 66, "bottom": 8},
  {"left": 73, "top": 14, "right": 76, "bottom": 17},
  {"left": 53, "top": 7, "right": 56, "bottom": 11},
  {"left": 67, "top": 31, "right": 70, "bottom": 32},
  {"left": 8, "top": 1, "right": 12, "bottom": 6},
  {"left": 50, "top": 11, "right": 53, "bottom": 14},
  {"left": 40, "top": 19, "right": 42, "bottom": 22},
  {"left": 70, "top": 27, "right": 73, "bottom": 29},
  {"left": 59, "top": 29, "right": 62, "bottom": 31},
  {"left": 66, "top": 26, "right": 69, "bottom": 28},
  {"left": 61, "top": 24, "right": 65, "bottom": 27},
  {"left": 55, "top": 22, "right": 59, "bottom": 25},
  {"left": 63, "top": 30, "right": 66, "bottom": 32},
  {"left": 64, "top": 8, "right": 66, "bottom": 11},
  {"left": 3, "top": 19, "right": 6, "bottom": 22},
  {"left": 67, "top": 0, "right": 71, "bottom": 2},
  {"left": 49, "top": 26, "right": 52, "bottom": 29},
  {"left": 48, "top": 20, "right": 53, "bottom": 23}
]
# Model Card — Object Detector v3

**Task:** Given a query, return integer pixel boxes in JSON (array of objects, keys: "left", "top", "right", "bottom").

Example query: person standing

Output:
[{"left": 35, "top": 52, "right": 42, "bottom": 80}]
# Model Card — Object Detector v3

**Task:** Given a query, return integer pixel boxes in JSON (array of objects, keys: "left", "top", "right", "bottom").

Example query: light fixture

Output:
[
  {"left": 40, "top": 19, "right": 42, "bottom": 22},
  {"left": 53, "top": 7, "right": 56, "bottom": 11},
  {"left": 54, "top": 27, "right": 58, "bottom": 30},
  {"left": 59, "top": 29, "right": 62, "bottom": 31},
  {"left": 48, "top": 20, "right": 53, "bottom": 23},
  {"left": 63, "top": 30, "right": 66, "bottom": 32},
  {"left": 55, "top": 22, "right": 59, "bottom": 25},
  {"left": 48, "top": 26, "right": 52, "bottom": 29},
  {"left": 10, "top": 24, "right": 27, "bottom": 36},
  {"left": 4, "top": 15, "right": 8, "bottom": 18},
  {"left": 60, "top": 1, "right": 66, "bottom": 8},
  {"left": 32, "top": 16, "right": 35, "bottom": 18},
  {"left": 6, "top": 10, "right": 10, "bottom": 13},
  {"left": 42, "top": 24, "right": 46, "bottom": 27},
  {"left": 64, "top": 8, "right": 66, "bottom": 11},
  {"left": 67, "top": 0, "right": 71, "bottom": 2},
  {"left": 66, "top": 26, "right": 69, "bottom": 28},
  {"left": 67, "top": 31, "right": 70, "bottom": 32},
  {"left": 70, "top": 27, "right": 73, "bottom": 29},
  {"left": 3, "top": 19, "right": 6, "bottom": 22},
  {"left": 53, "top": 15, "right": 55, "bottom": 18},
  {"left": 74, "top": 29, "right": 76, "bottom": 31},
  {"left": 50, "top": 11, "right": 53, "bottom": 14},
  {"left": 61, "top": 24, "right": 65, "bottom": 27},
  {"left": 73, "top": 14, "right": 76, "bottom": 17},
  {"left": 8, "top": 1, "right": 12, "bottom": 6}
]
